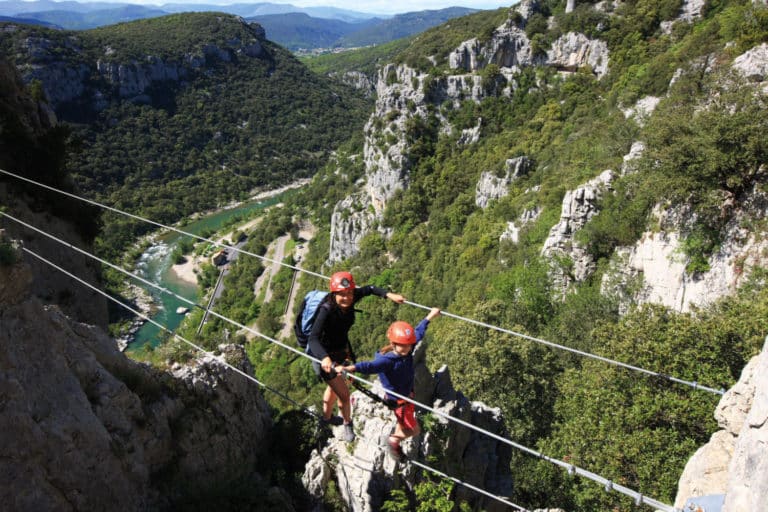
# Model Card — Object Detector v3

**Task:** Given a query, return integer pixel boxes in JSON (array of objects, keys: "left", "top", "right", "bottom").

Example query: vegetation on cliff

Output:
[
  {"left": 212, "top": 0, "right": 767, "bottom": 509},
  {"left": 1, "top": 13, "right": 372, "bottom": 262},
  {"left": 3, "top": 0, "right": 768, "bottom": 509}
]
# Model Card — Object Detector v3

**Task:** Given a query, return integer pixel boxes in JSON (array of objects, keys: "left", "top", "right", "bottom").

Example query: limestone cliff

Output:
[
  {"left": 327, "top": 1, "right": 616, "bottom": 263},
  {"left": 599, "top": 44, "right": 768, "bottom": 313},
  {"left": 0, "top": 247, "right": 280, "bottom": 511},
  {"left": 675, "top": 338, "right": 768, "bottom": 511},
  {"left": 0, "top": 57, "right": 107, "bottom": 327},
  {"left": 3, "top": 17, "right": 266, "bottom": 118}
]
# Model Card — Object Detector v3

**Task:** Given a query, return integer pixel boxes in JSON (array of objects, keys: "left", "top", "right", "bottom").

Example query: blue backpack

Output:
[{"left": 294, "top": 290, "right": 330, "bottom": 349}]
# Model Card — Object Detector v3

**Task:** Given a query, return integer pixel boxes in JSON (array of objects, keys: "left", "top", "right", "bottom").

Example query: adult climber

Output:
[{"left": 307, "top": 271, "right": 405, "bottom": 442}]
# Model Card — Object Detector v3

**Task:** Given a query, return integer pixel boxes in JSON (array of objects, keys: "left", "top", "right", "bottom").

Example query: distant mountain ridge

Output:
[
  {"left": 0, "top": 0, "right": 381, "bottom": 24},
  {"left": 249, "top": 7, "right": 478, "bottom": 51},
  {"left": 245, "top": 12, "right": 376, "bottom": 50},
  {"left": 0, "top": 1, "right": 479, "bottom": 50},
  {"left": 5, "top": 4, "right": 167, "bottom": 30}
]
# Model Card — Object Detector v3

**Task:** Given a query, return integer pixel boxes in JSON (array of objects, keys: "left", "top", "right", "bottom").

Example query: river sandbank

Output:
[{"left": 167, "top": 180, "right": 303, "bottom": 287}]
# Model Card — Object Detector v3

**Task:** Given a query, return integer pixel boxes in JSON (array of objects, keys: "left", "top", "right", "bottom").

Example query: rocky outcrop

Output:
[
  {"left": 675, "top": 338, "right": 768, "bottom": 511},
  {"left": 95, "top": 58, "right": 187, "bottom": 99},
  {"left": 620, "top": 141, "right": 646, "bottom": 175},
  {"left": 8, "top": 19, "right": 266, "bottom": 115},
  {"left": 366, "top": 64, "right": 427, "bottom": 212},
  {"left": 546, "top": 32, "right": 610, "bottom": 78},
  {"left": 303, "top": 344, "right": 512, "bottom": 512},
  {"left": 328, "top": 191, "right": 382, "bottom": 263},
  {"left": 722, "top": 340, "right": 768, "bottom": 510},
  {"left": 662, "top": 0, "right": 706, "bottom": 33},
  {"left": 541, "top": 169, "right": 614, "bottom": 293},
  {"left": 515, "top": 0, "right": 542, "bottom": 22},
  {"left": 0, "top": 252, "right": 276, "bottom": 510},
  {"left": 602, "top": 186, "right": 768, "bottom": 313},
  {"left": 458, "top": 117, "right": 483, "bottom": 145},
  {"left": 476, "top": 156, "right": 532, "bottom": 208},
  {"left": 500, "top": 206, "right": 542, "bottom": 246},
  {"left": 622, "top": 96, "right": 660, "bottom": 124},
  {"left": 329, "top": 70, "right": 375, "bottom": 96},
  {"left": 449, "top": 22, "right": 535, "bottom": 72},
  {"left": 680, "top": 0, "right": 707, "bottom": 21},
  {"left": 733, "top": 43, "right": 768, "bottom": 82}
]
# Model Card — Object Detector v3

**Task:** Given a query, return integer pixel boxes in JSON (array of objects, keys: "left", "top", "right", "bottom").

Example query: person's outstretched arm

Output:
[{"left": 415, "top": 307, "right": 441, "bottom": 342}]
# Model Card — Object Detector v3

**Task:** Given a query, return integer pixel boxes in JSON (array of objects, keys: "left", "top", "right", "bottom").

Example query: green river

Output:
[{"left": 129, "top": 196, "right": 279, "bottom": 350}]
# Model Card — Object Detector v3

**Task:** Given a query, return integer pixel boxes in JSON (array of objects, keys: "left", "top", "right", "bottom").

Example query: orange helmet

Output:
[
  {"left": 387, "top": 321, "right": 416, "bottom": 345},
  {"left": 329, "top": 271, "right": 355, "bottom": 292}
]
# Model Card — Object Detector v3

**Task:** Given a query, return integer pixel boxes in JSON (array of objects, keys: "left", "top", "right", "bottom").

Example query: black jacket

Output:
[{"left": 307, "top": 285, "right": 387, "bottom": 362}]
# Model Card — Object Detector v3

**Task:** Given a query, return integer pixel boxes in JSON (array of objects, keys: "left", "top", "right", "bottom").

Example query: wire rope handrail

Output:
[
  {"left": 5, "top": 213, "right": 681, "bottom": 512},
  {"left": 20, "top": 245, "right": 533, "bottom": 512},
  {"left": 0, "top": 168, "right": 725, "bottom": 396}
]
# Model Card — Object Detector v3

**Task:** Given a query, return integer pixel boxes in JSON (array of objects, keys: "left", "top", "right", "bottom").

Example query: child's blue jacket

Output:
[{"left": 354, "top": 318, "right": 431, "bottom": 400}]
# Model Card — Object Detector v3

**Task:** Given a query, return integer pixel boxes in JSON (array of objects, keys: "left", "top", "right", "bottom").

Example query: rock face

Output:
[
  {"left": 328, "top": 191, "right": 382, "bottom": 263},
  {"left": 302, "top": 344, "right": 512, "bottom": 512},
  {"left": 0, "top": 58, "right": 107, "bottom": 327},
  {"left": 329, "top": 70, "right": 375, "bottom": 96},
  {"left": 0, "top": 253, "right": 275, "bottom": 510},
  {"left": 0, "top": 192, "right": 110, "bottom": 327},
  {"left": 602, "top": 186, "right": 768, "bottom": 313},
  {"left": 675, "top": 338, "right": 768, "bottom": 511},
  {"left": 449, "top": 22, "right": 535, "bottom": 72},
  {"left": 541, "top": 170, "right": 614, "bottom": 292},
  {"left": 476, "top": 156, "right": 532, "bottom": 208},
  {"left": 7, "top": 19, "right": 266, "bottom": 116},
  {"left": 546, "top": 32, "right": 610, "bottom": 78}
]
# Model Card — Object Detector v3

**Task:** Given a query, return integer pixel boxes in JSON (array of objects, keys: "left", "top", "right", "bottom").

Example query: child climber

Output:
[{"left": 336, "top": 307, "right": 441, "bottom": 460}]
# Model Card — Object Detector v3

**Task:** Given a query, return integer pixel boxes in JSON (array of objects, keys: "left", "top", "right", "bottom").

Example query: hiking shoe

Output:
[
  {"left": 320, "top": 415, "right": 343, "bottom": 426},
  {"left": 388, "top": 437, "right": 404, "bottom": 462},
  {"left": 343, "top": 422, "right": 356, "bottom": 442}
]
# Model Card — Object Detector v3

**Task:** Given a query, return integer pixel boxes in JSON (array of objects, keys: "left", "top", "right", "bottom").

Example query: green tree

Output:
[{"left": 535, "top": 304, "right": 753, "bottom": 510}]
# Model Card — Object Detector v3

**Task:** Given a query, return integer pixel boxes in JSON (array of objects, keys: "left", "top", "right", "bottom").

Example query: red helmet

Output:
[
  {"left": 329, "top": 271, "right": 355, "bottom": 292},
  {"left": 387, "top": 321, "right": 416, "bottom": 345}
]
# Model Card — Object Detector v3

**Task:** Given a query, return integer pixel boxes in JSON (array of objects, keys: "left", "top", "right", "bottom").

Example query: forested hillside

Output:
[
  {"left": 0, "top": 13, "right": 371, "bottom": 259},
  {"left": 3, "top": 0, "right": 767, "bottom": 510},
  {"left": 200, "top": 0, "right": 768, "bottom": 510}
]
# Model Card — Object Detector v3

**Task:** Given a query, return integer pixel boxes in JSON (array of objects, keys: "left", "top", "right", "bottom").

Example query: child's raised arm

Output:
[{"left": 426, "top": 307, "right": 441, "bottom": 322}]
